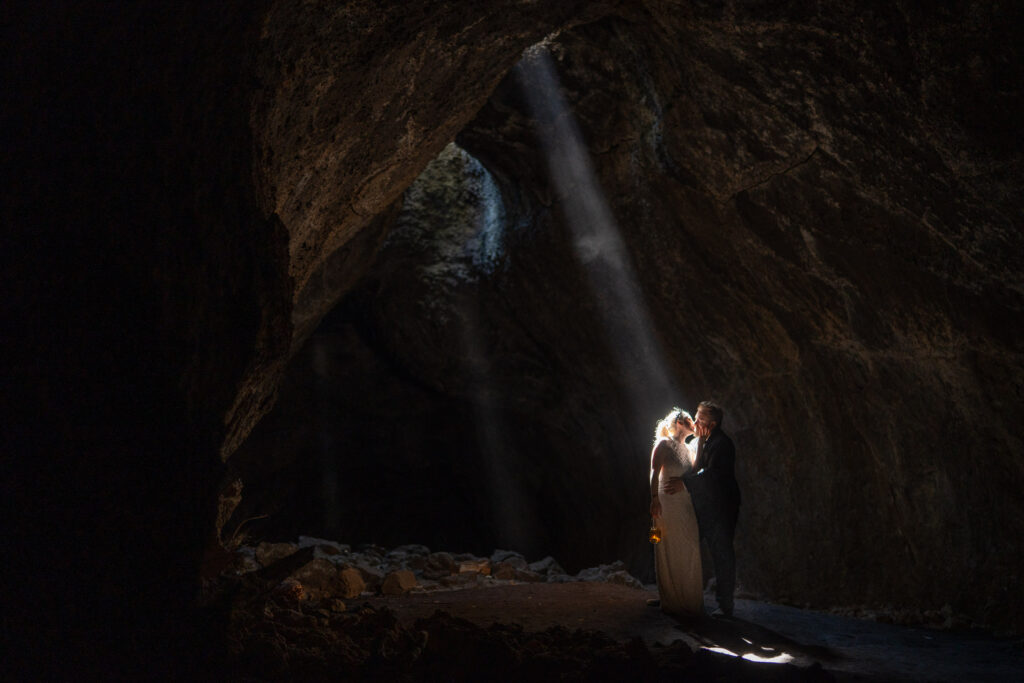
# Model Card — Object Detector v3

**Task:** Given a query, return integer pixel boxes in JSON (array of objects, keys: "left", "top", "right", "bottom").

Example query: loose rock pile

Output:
[
  {"left": 204, "top": 538, "right": 832, "bottom": 681},
  {"left": 228, "top": 537, "right": 644, "bottom": 608},
  {"left": 202, "top": 538, "right": 658, "bottom": 679}
]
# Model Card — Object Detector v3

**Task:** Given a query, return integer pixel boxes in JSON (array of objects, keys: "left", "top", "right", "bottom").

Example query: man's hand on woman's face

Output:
[{"left": 694, "top": 411, "right": 714, "bottom": 438}]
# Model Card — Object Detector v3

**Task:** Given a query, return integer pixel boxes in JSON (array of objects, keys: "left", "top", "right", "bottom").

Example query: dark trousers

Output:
[{"left": 698, "top": 506, "right": 738, "bottom": 611}]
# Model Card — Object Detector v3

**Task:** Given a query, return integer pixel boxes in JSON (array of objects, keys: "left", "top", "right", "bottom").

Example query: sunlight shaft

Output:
[{"left": 516, "top": 46, "right": 682, "bottom": 415}]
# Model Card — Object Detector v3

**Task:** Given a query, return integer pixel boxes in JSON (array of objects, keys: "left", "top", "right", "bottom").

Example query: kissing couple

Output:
[{"left": 648, "top": 401, "right": 741, "bottom": 618}]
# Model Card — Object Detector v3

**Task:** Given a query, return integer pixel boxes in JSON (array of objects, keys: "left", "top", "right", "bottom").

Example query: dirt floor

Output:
[{"left": 362, "top": 582, "right": 1024, "bottom": 682}]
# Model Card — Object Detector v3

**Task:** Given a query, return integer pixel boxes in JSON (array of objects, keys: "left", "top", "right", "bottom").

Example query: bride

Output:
[{"left": 649, "top": 408, "right": 703, "bottom": 617}]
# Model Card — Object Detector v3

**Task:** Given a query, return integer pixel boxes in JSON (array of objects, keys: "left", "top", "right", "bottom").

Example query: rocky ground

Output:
[{"left": 201, "top": 538, "right": 1023, "bottom": 681}]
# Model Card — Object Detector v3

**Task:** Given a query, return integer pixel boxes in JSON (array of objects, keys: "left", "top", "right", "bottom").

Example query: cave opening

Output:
[
  {"left": 6, "top": 1, "right": 1024, "bottom": 678},
  {"left": 230, "top": 36, "right": 714, "bottom": 584},
  {"left": 229, "top": 9, "right": 1024, "bottom": 620},
  {"left": 231, "top": 138, "right": 552, "bottom": 561},
  {"left": 230, "top": 127, "right": 665, "bottom": 579},
  {"left": 231, "top": 28, "right": 753, "bottom": 586}
]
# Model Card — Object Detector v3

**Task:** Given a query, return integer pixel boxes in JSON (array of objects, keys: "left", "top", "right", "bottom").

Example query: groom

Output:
[{"left": 683, "top": 400, "right": 741, "bottom": 617}]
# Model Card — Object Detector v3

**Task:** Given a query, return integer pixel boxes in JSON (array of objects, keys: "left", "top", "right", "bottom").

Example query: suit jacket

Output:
[{"left": 685, "top": 427, "right": 741, "bottom": 520}]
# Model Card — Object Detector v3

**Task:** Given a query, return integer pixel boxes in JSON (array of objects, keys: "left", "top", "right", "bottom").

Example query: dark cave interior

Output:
[{"left": 4, "top": 0, "right": 1023, "bottom": 678}]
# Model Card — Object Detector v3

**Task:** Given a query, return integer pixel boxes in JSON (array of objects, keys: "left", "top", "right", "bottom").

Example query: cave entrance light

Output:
[
  {"left": 396, "top": 142, "right": 539, "bottom": 554},
  {"left": 516, "top": 45, "right": 683, "bottom": 423},
  {"left": 471, "top": 151, "right": 506, "bottom": 273}
]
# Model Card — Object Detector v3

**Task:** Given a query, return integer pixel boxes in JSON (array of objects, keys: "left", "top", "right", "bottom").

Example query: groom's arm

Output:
[{"left": 705, "top": 437, "right": 736, "bottom": 481}]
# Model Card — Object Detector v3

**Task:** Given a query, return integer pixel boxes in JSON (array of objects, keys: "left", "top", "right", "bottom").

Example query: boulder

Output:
[
  {"left": 528, "top": 556, "right": 565, "bottom": 577},
  {"left": 387, "top": 545, "right": 431, "bottom": 570},
  {"left": 338, "top": 567, "right": 366, "bottom": 599},
  {"left": 576, "top": 561, "right": 642, "bottom": 588},
  {"left": 492, "top": 563, "right": 518, "bottom": 581},
  {"left": 490, "top": 550, "right": 527, "bottom": 567},
  {"left": 512, "top": 569, "right": 544, "bottom": 583},
  {"left": 381, "top": 570, "right": 418, "bottom": 595},
  {"left": 422, "top": 552, "right": 458, "bottom": 579},
  {"left": 256, "top": 542, "right": 299, "bottom": 567},
  {"left": 275, "top": 579, "right": 305, "bottom": 604},
  {"left": 288, "top": 558, "right": 344, "bottom": 600},
  {"left": 357, "top": 544, "right": 388, "bottom": 559},
  {"left": 351, "top": 561, "right": 385, "bottom": 591},
  {"left": 606, "top": 571, "right": 643, "bottom": 590},
  {"left": 457, "top": 558, "right": 491, "bottom": 576}
]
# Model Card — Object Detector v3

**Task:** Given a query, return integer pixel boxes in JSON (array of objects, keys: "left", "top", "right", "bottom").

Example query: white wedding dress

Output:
[{"left": 653, "top": 437, "right": 704, "bottom": 617}]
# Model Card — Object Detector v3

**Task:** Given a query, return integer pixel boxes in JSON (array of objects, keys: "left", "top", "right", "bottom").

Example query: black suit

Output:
[{"left": 685, "top": 427, "right": 740, "bottom": 613}]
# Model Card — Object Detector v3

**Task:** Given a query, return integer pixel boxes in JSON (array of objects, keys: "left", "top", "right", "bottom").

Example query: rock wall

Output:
[
  {"left": 234, "top": 0, "right": 1024, "bottom": 634},
  {"left": 3, "top": 1, "right": 614, "bottom": 675},
  {"left": 4, "top": 0, "right": 1022, "bottom": 675},
  {"left": 527, "top": 2, "right": 1024, "bottom": 629}
]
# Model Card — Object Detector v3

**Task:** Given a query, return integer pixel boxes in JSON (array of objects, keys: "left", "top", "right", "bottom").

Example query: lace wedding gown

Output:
[{"left": 654, "top": 437, "right": 704, "bottom": 617}]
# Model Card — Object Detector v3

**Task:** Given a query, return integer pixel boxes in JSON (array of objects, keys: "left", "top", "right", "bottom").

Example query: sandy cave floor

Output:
[{"left": 360, "top": 582, "right": 1024, "bottom": 682}]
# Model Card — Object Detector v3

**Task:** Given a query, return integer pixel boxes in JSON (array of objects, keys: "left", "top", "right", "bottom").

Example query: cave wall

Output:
[
  {"left": 234, "top": 0, "right": 616, "bottom": 455},
  {"left": 4, "top": 0, "right": 1023, "bottom": 675},
  {"left": 525, "top": 1, "right": 1024, "bottom": 627},
  {"left": 2, "top": 1, "right": 616, "bottom": 675},
  {"left": 231, "top": 142, "right": 636, "bottom": 565},
  {"left": 4, "top": 3, "right": 283, "bottom": 675},
  {"left": 234, "top": 0, "right": 1024, "bottom": 633}
]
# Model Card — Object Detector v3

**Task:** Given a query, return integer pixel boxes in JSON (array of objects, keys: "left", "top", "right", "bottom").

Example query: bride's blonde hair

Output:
[{"left": 654, "top": 407, "right": 692, "bottom": 443}]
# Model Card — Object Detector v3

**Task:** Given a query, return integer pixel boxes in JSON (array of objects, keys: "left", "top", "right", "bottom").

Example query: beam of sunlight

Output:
[
  {"left": 433, "top": 144, "right": 539, "bottom": 554},
  {"left": 515, "top": 45, "right": 683, "bottom": 418},
  {"left": 460, "top": 301, "right": 541, "bottom": 555},
  {"left": 394, "top": 141, "right": 538, "bottom": 554},
  {"left": 455, "top": 148, "right": 540, "bottom": 553}
]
